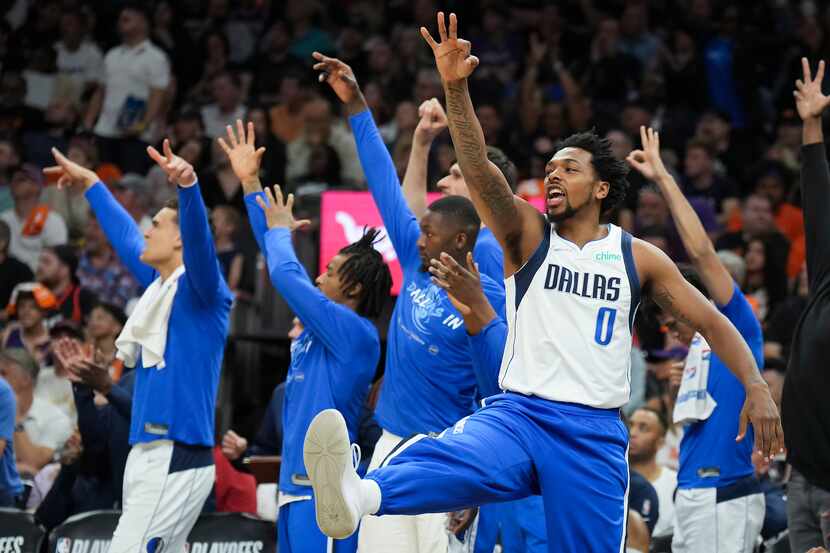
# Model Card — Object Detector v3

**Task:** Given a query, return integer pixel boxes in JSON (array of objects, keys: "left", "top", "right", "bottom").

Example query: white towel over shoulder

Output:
[
  {"left": 116, "top": 265, "right": 185, "bottom": 369},
  {"left": 673, "top": 333, "right": 717, "bottom": 425}
]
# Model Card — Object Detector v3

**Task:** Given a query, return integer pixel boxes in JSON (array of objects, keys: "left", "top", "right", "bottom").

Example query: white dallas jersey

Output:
[{"left": 499, "top": 223, "right": 641, "bottom": 408}]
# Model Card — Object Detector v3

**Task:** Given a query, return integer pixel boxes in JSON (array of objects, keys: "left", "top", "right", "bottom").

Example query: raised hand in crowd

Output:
[
  {"left": 44, "top": 147, "right": 99, "bottom": 191},
  {"left": 218, "top": 120, "right": 266, "bottom": 192},
  {"left": 255, "top": 185, "right": 311, "bottom": 231},
  {"left": 53, "top": 336, "right": 92, "bottom": 384},
  {"left": 221, "top": 429, "right": 248, "bottom": 461},
  {"left": 420, "top": 12, "right": 480, "bottom": 83},
  {"left": 147, "top": 139, "right": 197, "bottom": 187},
  {"left": 312, "top": 52, "right": 367, "bottom": 114},
  {"left": 74, "top": 360, "right": 114, "bottom": 396}
]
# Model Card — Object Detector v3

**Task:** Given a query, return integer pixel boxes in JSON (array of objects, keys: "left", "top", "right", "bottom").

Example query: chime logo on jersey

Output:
[{"left": 543, "top": 263, "right": 622, "bottom": 301}]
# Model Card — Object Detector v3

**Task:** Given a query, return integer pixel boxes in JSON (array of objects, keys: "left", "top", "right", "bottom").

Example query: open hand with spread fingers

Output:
[
  {"left": 218, "top": 119, "right": 265, "bottom": 186},
  {"left": 429, "top": 252, "right": 486, "bottom": 316},
  {"left": 44, "top": 147, "right": 99, "bottom": 192},
  {"left": 312, "top": 52, "right": 365, "bottom": 112},
  {"left": 420, "top": 12, "right": 480, "bottom": 83},
  {"left": 147, "top": 139, "right": 197, "bottom": 187},
  {"left": 255, "top": 184, "right": 312, "bottom": 231},
  {"left": 627, "top": 126, "right": 671, "bottom": 183},
  {"left": 795, "top": 57, "right": 830, "bottom": 121}
]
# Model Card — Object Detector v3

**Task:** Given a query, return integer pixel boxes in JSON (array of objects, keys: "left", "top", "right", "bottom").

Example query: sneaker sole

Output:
[{"left": 303, "top": 409, "right": 358, "bottom": 539}]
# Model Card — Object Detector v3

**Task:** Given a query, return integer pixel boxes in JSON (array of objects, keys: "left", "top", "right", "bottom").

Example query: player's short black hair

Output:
[
  {"left": 337, "top": 228, "right": 392, "bottom": 319},
  {"left": 427, "top": 195, "right": 481, "bottom": 247},
  {"left": 555, "top": 131, "right": 630, "bottom": 214},
  {"left": 486, "top": 146, "right": 518, "bottom": 192}
]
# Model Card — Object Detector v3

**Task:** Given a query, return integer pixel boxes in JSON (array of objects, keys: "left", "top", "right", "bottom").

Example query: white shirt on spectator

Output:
[
  {"left": 55, "top": 40, "right": 104, "bottom": 101},
  {"left": 94, "top": 39, "right": 170, "bottom": 142},
  {"left": 35, "top": 366, "right": 77, "bottom": 425},
  {"left": 650, "top": 466, "right": 678, "bottom": 538},
  {"left": 23, "top": 395, "right": 73, "bottom": 452},
  {"left": 0, "top": 208, "right": 68, "bottom": 271},
  {"left": 201, "top": 103, "right": 247, "bottom": 139}
]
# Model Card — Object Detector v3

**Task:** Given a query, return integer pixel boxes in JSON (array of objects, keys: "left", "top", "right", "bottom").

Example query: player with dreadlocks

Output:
[{"left": 218, "top": 121, "right": 392, "bottom": 553}]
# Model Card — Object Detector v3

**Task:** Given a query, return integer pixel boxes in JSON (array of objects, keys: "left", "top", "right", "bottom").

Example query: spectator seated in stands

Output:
[
  {"left": 0, "top": 164, "right": 67, "bottom": 272},
  {"left": 34, "top": 337, "right": 135, "bottom": 531},
  {"left": 84, "top": 303, "right": 127, "bottom": 378},
  {"left": 2, "top": 283, "right": 54, "bottom": 366},
  {"left": 37, "top": 320, "right": 84, "bottom": 424},
  {"left": 0, "top": 219, "right": 33, "bottom": 315},
  {"left": 36, "top": 244, "right": 97, "bottom": 325},
  {"left": 211, "top": 205, "right": 244, "bottom": 296},
  {"left": 0, "top": 347, "right": 71, "bottom": 476},
  {"left": 76, "top": 214, "right": 139, "bottom": 310}
]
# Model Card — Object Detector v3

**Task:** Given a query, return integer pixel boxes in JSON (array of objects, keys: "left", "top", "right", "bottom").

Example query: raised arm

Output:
[
  {"left": 628, "top": 126, "right": 734, "bottom": 306},
  {"left": 402, "top": 98, "right": 448, "bottom": 219},
  {"left": 256, "top": 185, "right": 370, "bottom": 360},
  {"left": 421, "top": 12, "right": 544, "bottom": 274},
  {"left": 313, "top": 53, "right": 421, "bottom": 270},
  {"left": 636, "top": 239, "right": 783, "bottom": 458},
  {"left": 46, "top": 149, "right": 156, "bottom": 287},
  {"left": 147, "top": 139, "right": 229, "bottom": 304},
  {"left": 794, "top": 57, "right": 830, "bottom": 290}
]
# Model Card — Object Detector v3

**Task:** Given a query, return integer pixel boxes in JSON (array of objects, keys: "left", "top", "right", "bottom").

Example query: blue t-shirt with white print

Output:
[
  {"left": 678, "top": 283, "right": 762, "bottom": 489},
  {"left": 350, "top": 109, "right": 506, "bottom": 437}
]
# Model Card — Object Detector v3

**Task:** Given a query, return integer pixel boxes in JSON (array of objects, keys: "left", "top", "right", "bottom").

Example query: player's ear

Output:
[
  {"left": 594, "top": 180, "right": 610, "bottom": 201},
  {"left": 344, "top": 281, "right": 363, "bottom": 300}
]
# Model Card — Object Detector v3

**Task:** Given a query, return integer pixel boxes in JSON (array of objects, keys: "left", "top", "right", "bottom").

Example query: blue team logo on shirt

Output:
[{"left": 407, "top": 282, "right": 445, "bottom": 335}]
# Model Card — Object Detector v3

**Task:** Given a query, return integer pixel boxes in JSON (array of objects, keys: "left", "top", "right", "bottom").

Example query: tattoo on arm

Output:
[
  {"left": 652, "top": 285, "right": 697, "bottom": 329},
  {"left": 444, "top": 81, "right": 515, "bottom": 218}
]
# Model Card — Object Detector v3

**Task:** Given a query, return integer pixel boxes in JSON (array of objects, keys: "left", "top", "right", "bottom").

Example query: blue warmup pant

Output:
[
  {"left": 278, "top": 500, "right": 358, "bottom": 553},
  {"left": 366, "top": 393, "right": 629, "bottom": 553},
  {"left": 474, "top": 496, "right": 548, "bottom": 553}
]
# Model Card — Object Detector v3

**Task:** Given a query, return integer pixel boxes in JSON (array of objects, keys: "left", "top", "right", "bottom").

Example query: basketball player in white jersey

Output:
[{"left": 301, "top": 13, "right": 784, "bottom": 552}]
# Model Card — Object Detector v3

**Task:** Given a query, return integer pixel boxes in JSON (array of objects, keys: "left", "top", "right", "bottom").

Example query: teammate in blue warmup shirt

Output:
[
  {"left": 313, "top": 52, "right": 506, "bottom": 552},
  {"left": 46, "top": 142, "right": 232, "bottom": 553},
  {"left": 628, "top": 127, "right": 766, "bottom": 552},
  {"left": 0, "top": 359, "right": 22, "bottom": 508},
  {"left": 302, "top": 14, "right": 783, "bottom": 553},
  {"left": 217, "top": 121, "right": 392, "bottom": 553}
]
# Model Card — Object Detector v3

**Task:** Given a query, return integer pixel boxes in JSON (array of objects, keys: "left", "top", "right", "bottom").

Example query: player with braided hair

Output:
[{"left": 218, "top": 120, "right": 391, "bottom": 553}]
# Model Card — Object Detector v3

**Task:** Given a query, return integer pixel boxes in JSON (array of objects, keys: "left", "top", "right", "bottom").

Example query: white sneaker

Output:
[{"left": 304, "top": 409, "right": 364, "bottom": 539}]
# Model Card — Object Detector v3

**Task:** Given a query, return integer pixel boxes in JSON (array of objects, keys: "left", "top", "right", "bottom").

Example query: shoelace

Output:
[{"left": 351, "top": 443, "right": 362, "bottom": 470}]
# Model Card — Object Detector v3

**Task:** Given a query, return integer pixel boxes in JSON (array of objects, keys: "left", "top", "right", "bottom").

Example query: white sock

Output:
[{"left": 360, "top": 479, "right": 382, "bottom": 515}]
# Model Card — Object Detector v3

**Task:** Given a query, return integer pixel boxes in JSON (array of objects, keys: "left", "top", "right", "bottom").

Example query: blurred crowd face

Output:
[
  {"left": 0, "top": 141, "right": 20, "bottom": 174},
  {"left": 16, "top": 296, "right": 44, "bottom": 332},
  {"left": 636, "top": 189, "right": 668, "bottom": 227},
  {"left": 10, "top": 173, "right": 40, "bottom": 204},
  {"left": 628, "top": 409, "right": 665, "bottom": 464},
  {"left": 542, "top": 103, "right": 565, "bottom": 140},
  {"left": 696, "top": 112, "right": 729, "bottom": 145},
  {"left": 84, "top": 217, "right": 107, "bottom": 255},
  {"left": 595, "top": 18, "right": 621, "bottom": 56},
  {"left": 59, "top": 12, "right": 84, "bottom": 48},
  {"left": 742, "top": 195, "right": 774, "bottom": 236},
  {"left": 212, "top": 74, "right": 240, "bottom": 111},
  {"left": 118, "top": 8, "right": 146, "bottom": 41},
  {"left": 744, "top": 239, "right": 766, "bottom": 273},
  {"left": 36, "top": 249, "right": 66, "bottom": 287},
  {"left": 303, "top": 100, "right": 333, "bottom": 144},
  {"left": 620, "top": 5, "right": 647, "bottom": 38},
  {"left": 755, "top": 173, "right": 786, "bottom": 207},
  {"left": 683, "top": 145, "right": 713, "bottom": 180},
  {"left": 414, "top": 70, "right": 442, "bottom": 105},
  {"left": 476, "top": 105, "right": 502, "bottom": 144},
  {"left": 395, "top": 102, "right": 418, "bottom": 134},
  {"left": 368, "top": 40, "right": 393, "bottom": 75},
  {"left": 606, "top": 130, "right": 633, "bottom": 161},
  {"left": 87, "top": 306, "right": 123, "bottom": 340}
]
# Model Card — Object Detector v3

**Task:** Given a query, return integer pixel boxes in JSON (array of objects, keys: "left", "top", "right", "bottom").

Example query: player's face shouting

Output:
[{"left": 544, "top": 147, "right": 605, "bottom": 223}]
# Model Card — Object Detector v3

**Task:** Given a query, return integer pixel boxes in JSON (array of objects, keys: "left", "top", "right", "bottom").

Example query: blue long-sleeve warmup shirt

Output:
[
  {"left": 86, "top": 181, "right": 233, "bottom": 446},
  {"left": 349, "top": 109, "right": 506, "bottom": 437},
  {"left": 244, "top": 193, "right": 379, "bottom": 495}
]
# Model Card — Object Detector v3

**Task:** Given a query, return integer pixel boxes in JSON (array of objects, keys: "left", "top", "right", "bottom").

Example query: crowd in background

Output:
[{"left": 0, "top": 0, "right": 825, "bottom": 549}]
